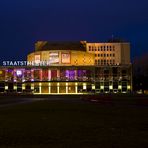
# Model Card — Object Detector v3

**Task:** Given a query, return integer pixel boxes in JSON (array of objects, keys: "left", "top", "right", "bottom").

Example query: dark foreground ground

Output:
[{"left": 0, "top": 94, "right": 148, "bottom": 148}]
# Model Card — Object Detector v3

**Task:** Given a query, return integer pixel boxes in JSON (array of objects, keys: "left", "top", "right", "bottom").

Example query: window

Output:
[
  {"left": 98, "top": 60, "right": 100, "bottom": 65},
  {"left": 104, "top": 60, "right": 106, "bottom": 65},
  {"left": 101, "top": 46, "right": 103, "bottom": 51},
  {"left": 104, "top": 54, "right": 106, "bottom": 57},
  {"left": 122, "top": 70, "right": 127, "bottom": 76},
  {"left": 98, "top": 47, "right": 100, "bottom": 51},
  {"left": 104, "top": 70, "right": 109, "bottom": 75},
  {"left": 113, "top": 53, "right": 115, "bottom": 57},
  {"left": 107, "top": 60, "right": 109, "bottom": 65},
  {"left": 110, "top": 54, "right": 112, "bottom": 57},
  {"left": 89, "top": 46, "right": 91, "bottom": 51},
  {"left": 113, "top": 67, "right": 118, "bottom": 76},
  {"left": 95, "top": 60, "right": 97, "bottom": 65},
  {"left": 113, "top": 60, "right": 115, "bottom": 65},
  {"left": 98, "top": 54, "right": 100, "bottom": 57},
  {"left": 107, "top": 54, "right": 109, "bottom": 57},
  {"left": 101, "top": 54, "right": 103, "bottom": 57},
  {"left": 95, "top": 54, "right": 97, "bottom": 57},
  {"left": 101, "top": 60, "right": 103, "bottom": 65}
]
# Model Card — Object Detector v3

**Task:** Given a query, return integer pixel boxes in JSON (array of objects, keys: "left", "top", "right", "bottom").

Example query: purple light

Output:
[
  {"left": 16, "top": 70, "right": 22, "bottom": 76},
  {"left": 8, "top": 69, "right": 13, "bottom": 73},
  {"left": 78, "top": 70, "right": 83, "bottom": 76},
  {"left": 65, "top": 70, "right": 75, "bottom": 80},
  {"left": 65, "top": 70, "right": 69, "bottom": 78}
]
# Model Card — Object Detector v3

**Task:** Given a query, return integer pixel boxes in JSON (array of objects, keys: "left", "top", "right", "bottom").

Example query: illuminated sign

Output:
[
  {"left": 35, "top": 55, "right": 40, "bottom": 64},
  {"left": 49, "top": 52, "right": 59, "bottom": 64},
  {"left": 61, "top": 52, "right": 71, "bottom": 64}
]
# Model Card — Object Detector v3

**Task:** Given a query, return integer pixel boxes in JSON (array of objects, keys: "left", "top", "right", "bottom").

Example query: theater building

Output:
[{"left": 0, "top": 41, "right": 132, "bottom": 94}]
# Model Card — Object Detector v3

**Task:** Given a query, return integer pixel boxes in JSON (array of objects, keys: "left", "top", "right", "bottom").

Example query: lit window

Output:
[
  {"left": 127, "top": 85, "right": 131, "bottom": 89},
  {"left": 92, "top": 85, "right": 95, "bottom": 90},
  {"left": 118, "top": 85, "right": 122, "bottom": 89},
  {"left": 100, "top": 86, "right": 104, "bottom": 90},
  {"left": 83, "top": 83, "right": 87, "bottom": 90}
]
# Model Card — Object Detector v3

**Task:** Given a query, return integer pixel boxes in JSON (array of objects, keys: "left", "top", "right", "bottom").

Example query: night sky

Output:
[{"left": 0, "top": 0, "right": 148, "bottom": 63}]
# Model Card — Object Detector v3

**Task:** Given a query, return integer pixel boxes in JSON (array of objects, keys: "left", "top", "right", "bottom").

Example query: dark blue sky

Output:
[{"left": 0, "top": 0, "right": 148, "bottom": 62}]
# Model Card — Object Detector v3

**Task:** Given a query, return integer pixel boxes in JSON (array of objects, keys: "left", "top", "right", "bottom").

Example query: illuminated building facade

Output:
[
  {"left": 0, "top": 41, "right": 132, "bottom": 94},
  {"left": 86, "top": 42, "right": 130, "bottom": 65}
]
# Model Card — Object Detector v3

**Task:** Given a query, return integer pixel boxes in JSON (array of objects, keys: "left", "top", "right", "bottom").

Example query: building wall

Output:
[
  {"left": 27, "top": 50, "right": 95, "bottom": 66},
  {"left": 86, "top": 42, "right": 130, "bottom": 65},
  {"left": 28, "top": 41, "right": 130, "bottom": 66},
  {"left": 120, "top": 43, "right": 130, "bottom": 64}
]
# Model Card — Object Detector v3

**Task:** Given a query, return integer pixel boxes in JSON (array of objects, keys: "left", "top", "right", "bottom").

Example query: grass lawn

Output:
[{"left": 0, "top": 97, "right": 148, "bottom": 147}]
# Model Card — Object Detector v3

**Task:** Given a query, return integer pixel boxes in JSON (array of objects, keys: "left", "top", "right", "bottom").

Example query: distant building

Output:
[
  {"left": 133, "top": 54, "right": 148, "bottom": 94},
  {"left": 0, "top": 41, "right": 132, "bottom": 94}
]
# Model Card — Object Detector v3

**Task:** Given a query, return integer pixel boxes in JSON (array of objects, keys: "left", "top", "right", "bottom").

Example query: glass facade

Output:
[{"left": 0, "top": 65, "right": 132, "bottom": 94}]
